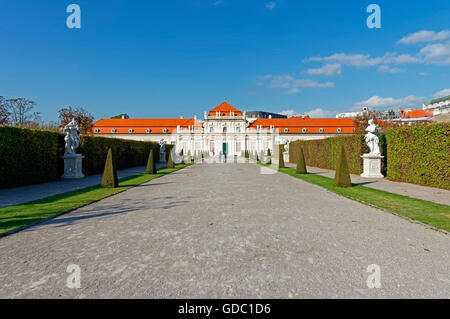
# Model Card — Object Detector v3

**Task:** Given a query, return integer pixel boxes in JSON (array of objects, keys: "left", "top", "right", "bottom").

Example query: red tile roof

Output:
[
  {"left": 92, "top": 118, "right": 201, "bottom": 134},
  {"left": 208, "top": 102, "right": 243, "bottom": 116},
  {"left": 401, "top": 109, "right": 433, "bottom": 119},
  {"left": 248, "top": 116, "right": 355, "bottom": 133}
]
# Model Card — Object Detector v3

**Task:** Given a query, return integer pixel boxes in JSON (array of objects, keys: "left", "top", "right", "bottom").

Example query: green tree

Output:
[
  {"left": 333, "top": 145, "right": 352, "bottom": 187},
  {"left": 145, "top": 149, "right": 156, "bottom": 174},
  {"left": 278, "top": 144, "right": 285, "bottom": 168},
  {"left": 101, "top": 148, "right": 118, "bottom": 188},
  {"left": 295, "top": 147, "right": 307, "bottom": 174},
  {"left": 167, "top": 149, "right": 175, "bottom": 168}
]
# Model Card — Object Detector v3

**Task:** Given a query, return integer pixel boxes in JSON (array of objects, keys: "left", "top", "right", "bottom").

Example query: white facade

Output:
[{"left": 98, "top": 112, "right": 347, "bottom": 157}]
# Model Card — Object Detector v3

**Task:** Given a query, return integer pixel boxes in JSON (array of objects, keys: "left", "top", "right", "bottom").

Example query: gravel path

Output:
[
  {"left": 0, "top": 163, "right": 165, "bottom": 209},
  {"left": 0, "top": 163, "right": 448, "bottom": 298}
]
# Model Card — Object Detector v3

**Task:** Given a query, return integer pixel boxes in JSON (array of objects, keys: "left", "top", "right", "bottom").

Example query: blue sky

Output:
[{"left": 1, "top": 0, "right": 450, "bottom": 122}]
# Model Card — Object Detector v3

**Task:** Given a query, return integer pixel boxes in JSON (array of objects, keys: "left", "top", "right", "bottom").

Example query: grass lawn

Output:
[
  {"left": 0, "top": 163, "right": 192, "bottom": 235},
  {"left": 263, "top": 164, "right": 450, "bottom": 232}
]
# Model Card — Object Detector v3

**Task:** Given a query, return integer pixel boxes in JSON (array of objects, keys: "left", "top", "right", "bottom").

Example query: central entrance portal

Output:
[{"left": 222, "top": 143, "right": 228, "bottom": 155}]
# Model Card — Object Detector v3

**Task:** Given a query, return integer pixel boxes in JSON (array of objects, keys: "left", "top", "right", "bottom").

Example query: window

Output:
[
  {"left": 94, "top": 128, "right": 99, "bottom": 133},
  {"left": 210, "top": 126, "right": 214, "bottom": 133},
  {"left": 319, "top": 128, "right": 324, "bottom": 133},
  {"left": 163, "top": 128, "right": 168, "bottom": 133},
  {"left": 128, "top": 128, "right": 133, "bottom": 133},
  {"left": 111, "top": 129, "right": 116, "bottom": 133},
  {"left": 236, "top": 142, "right": 241, "bottom": 152},
  {"left": 236, "top": 126, "right": 240, "bottom": 133},
  {"left": 302, "top": 128, "right": 307, "bottom": 133},
  {"left": 337, "top": 128, "right": 342, "bottom": 133},
  {"left": 146, "top": 128, "right": 151, "bottom": 133},
  {"left": 223, "top": 127, "right": 227, "bottom": 133},
  {"left": 284, "top": 128, "right": 289, "bottom": 133}
]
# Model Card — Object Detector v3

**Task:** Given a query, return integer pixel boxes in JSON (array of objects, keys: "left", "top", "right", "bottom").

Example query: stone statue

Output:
[
  {"left": 283, "top": 139, "right": 290, "bottom": 153},
  {"left": 63, "top": 119, "right": 80, "bottom": 155},
  {"left": 159, "top": 139, "right": 167, "bottom": 163},
  {"left": 61, "top": 119, "right": 84, "bottom": 179},
  {"left": 364, "top": 119, "right": 381, "bottom": 156}
]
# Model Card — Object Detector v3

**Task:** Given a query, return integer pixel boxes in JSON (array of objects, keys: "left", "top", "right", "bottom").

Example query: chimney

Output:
[
  {"left": 180, "top": 115, "right": 184, "bottom": 119},
  {"left": 121, "top": 114, "right": 125, "bottom": 119},
  {"left": 268, "top": 115, "right": 272, "bottom": 119}
]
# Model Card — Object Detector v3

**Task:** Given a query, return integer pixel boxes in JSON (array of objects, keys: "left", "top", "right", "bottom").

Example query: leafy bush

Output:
[
  {"left": 295, "top": 147, "right": 307, "bottom": 174},
  {"left": 0, "top": 126, "right": 61, "bottom": 188},
  {"left": 0, "top": 126, "right": 159, "bottom": 188},
  {"left": 101, "top": 148, "right": 118, "bottom": 188},
  {"left": 290, "top": 135, "right": 373, "bottom": 175},
  {"left": 334, "top": 145, "right": 352, "bottom": 188},
  {"left": 385, "top": 123, "right": 449, "bottom": 189}
]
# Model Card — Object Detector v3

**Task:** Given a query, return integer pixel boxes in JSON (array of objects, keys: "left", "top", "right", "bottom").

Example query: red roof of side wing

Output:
[
  {"left": 248, "top": 117, "right": 355, "bottom": 133},
  {"left": 208, "top": 102, "right": 243, "bottom": 116},
  {"left": 92, "top": 118, "right": 201, "bottom": 134}
]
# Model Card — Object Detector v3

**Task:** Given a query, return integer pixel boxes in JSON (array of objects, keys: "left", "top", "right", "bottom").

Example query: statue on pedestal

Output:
[
  {"left": 61, "top": 119, "right": 85, "bottom": 179},
  {"left": 360, "top": 119, "right": 384, "bottom": 178},
  {"left": 159, "top": 139, "right": 167, "bottom": 163},
  {"left": 63, "top": 119, "right": 81, "bottom": 155},
  {"left": 364, "top": 119, "right": 381, "bottom": 156}
]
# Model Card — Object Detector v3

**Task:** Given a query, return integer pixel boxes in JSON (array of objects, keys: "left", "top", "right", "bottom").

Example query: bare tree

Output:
[
  {"left": 58, "top": 106, "right": 94, "bottom": 134},
  {"left": 0, "top": 96, "right": 10, "bottom": 125},
  {"left": 7, "top": 98, "right": 40, "bottom": 127}
]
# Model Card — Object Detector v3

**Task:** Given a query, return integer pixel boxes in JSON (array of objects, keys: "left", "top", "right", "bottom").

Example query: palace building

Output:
[{"left": 92, "top": 102, "right": 355, "bottom": 156}]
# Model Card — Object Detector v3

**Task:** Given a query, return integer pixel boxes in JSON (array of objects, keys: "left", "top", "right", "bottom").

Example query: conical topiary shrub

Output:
[
  {"left": 295, "top": 147, "right": 307, "bottom": 174},
  {"left": 145, "top": 149, "right": 156, "bottom": 174},
  {"left": 179, "top": 149, "right": 184, "bottom": 165},
  {"left": 167, "top": 149, "right": 175, "bottom": 168},
  {"left": 245, "top": 150, "right": 249, "bottom": 159},
  {"left": 101, "top": 148, "right": 118, "bottom": 188},
  {"left": 333, "top": 145, "right": 352, "bottom": 188},
  {"left": 278, "top": 144, "right": 285, "bottom": 168}
]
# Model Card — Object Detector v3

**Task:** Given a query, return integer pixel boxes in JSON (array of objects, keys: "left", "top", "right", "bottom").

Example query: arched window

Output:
[
  {"left": 337, "top": 128, "right": 342, "bottom": 133},
  {"left": 223, "top": 127, "right": 227, "bottom": 133},
  {"left": 146, "top": 128, "right": 151, "bottom": 133},
  {"left": 284, "top": 128, "right": 289, "bottom": 133},
  {"left": 128, "top": 128, "right": 133, "bottom": 133},
  {"left": 94, "top": 128, "right": 99, "bottom": 133},
  {"left": 236, "top": 126, "right": 240, "bottom": 133},
  {"left": 319, "top": 128, "right": 324, "bottom": 133},
  {"left": 210, "top": 126, "right": 214, "bottom": 133},
  {"left": 302, "top": 128, "right": 307, "bottom": 133},
  {"left": 163, "top": 128, "right": 168, "bottom": 133},
  {"left": 111, "top": 129, "right": 116, "bottom": 133}
]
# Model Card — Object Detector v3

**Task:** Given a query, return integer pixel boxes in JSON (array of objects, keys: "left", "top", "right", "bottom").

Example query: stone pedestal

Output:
[
  {"left": 360, "top": 154, "right": 384, "bottom": 179},
  {"left": 283, "top": 152, "right": 289, "bottom": 164},
  {"left": 62, "top": 154, "right": 85, "bottom": 179},
  {"left": 159, "top": 151, "right": 166, "bottom": 164}
]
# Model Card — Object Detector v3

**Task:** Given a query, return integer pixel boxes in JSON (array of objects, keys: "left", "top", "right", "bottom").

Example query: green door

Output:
[{"left": 222, "top": 143, "right": 228, "bottom": 155}]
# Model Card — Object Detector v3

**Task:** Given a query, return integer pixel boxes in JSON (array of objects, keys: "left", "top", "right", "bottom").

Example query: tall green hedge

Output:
[
  {"left": 289, "top": 135, "right": 372, "bottom": 175},
  {"left": 385, "top": 123, "right": 449, "bottom": 189},
  {"left": 0, "top": 126, "right": 159, "bottom": 189},
  {"left": 0, "top": 126, "right": 61, "bottom": 188},
  {"left": 77, "top": 135, "right": 159, "bottom": 176}
]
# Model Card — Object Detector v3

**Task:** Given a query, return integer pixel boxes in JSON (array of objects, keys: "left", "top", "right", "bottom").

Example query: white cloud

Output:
[
  {"left": 419, "top": 41, "right": 450, "bottom": 65},
  {"left": 279, "top": 110, "right": 300, "bottom": 117},
  {"left": 305, "top": 108, "right": 338, "bottom": 118},
  {"left": 306, "top": 63, "right": 342, "bottom": 76},
  {"left": 279, "top": 108, "right": 337, "bottom": 118},
  {"left": 213, "top": 0, "right": 224, "bottom": 5},
  {"left": 398, "top": 30, "right": 450, "bottom": 44},
  {"left": 268, "top": 75, "right": 334, "bottom": 94},
  {"left": 433, "top": 88, "right": 450, "bottom": 99},
  {"left": 378, "top": 65, "right": 403, "bottom": 73},
  {"left": 265, "top": 2, "right": 276, "bottom": 9},
  {"left": 353, "top": 95, "right": 426, "bottom": 110},
  {"left": 306, "top": 52, "right": 418, "bottom": 68}
]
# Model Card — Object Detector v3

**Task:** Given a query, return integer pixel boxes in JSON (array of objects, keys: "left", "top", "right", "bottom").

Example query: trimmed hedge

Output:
[
  {"left": 385, "top": 123, "right": 449, "bottom": 189},
  {"left": 290, "top": 135, "right": 372, "bottom": 175},
  {"left": 0, "top": 126, "right": 61, "bottom": 189},
  {"left": 0, "top": 126, "right": 159, "bottom": 189},
  {"left": 77, "top": 135, "right": 159, "bottom": 176},
  {"left": 289, "top": 124, "right": 448, "bottom": 189}
]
